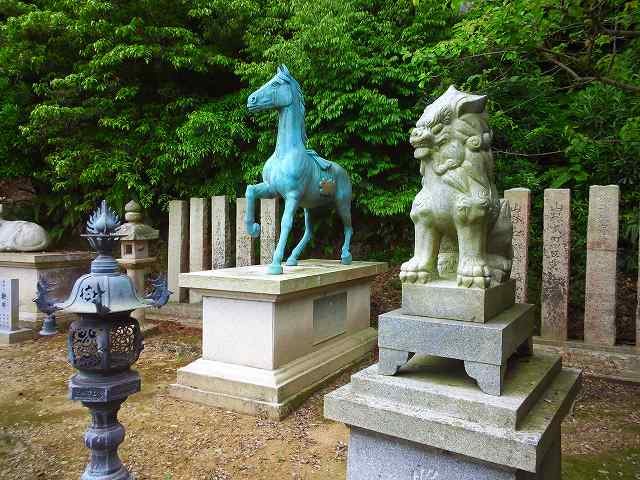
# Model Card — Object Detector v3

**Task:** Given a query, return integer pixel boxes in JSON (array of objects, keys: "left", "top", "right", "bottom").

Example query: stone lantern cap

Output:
[
  {"left": 117, "top": 200, "right": 159, "bottom": 241},
  {"left": 49, "top": 201, "right": 167, "bottom": 314}
]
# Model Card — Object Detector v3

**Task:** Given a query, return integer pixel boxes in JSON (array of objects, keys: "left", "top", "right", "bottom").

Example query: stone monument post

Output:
[
  {"left": 504, "top": 188, "right": 531, "bottom": 303},
  {"left": 584, "top": 185, "right": 619, "bottom": 346},
  {"left": 167, "top": 200, "right": 189, "bottom": 302},
  {"left": 541, "top": 189, "right": 571, "bottom": 340},
  {"left": 117, "top": 200, "right": 159, "bottom": 324},
  {"left": 211, "top": 196, "right": 233, "bottom": 269},
  {"left": 0, "top": 278, "right": 33, "bottom": 344}
]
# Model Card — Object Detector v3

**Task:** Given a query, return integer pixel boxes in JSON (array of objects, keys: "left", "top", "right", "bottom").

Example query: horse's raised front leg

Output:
[
  {"left": 245, "top": 182, "right": 276, "bottom": 238},
  {"left": 336, "top": 200, "right": 353, "bottom": 265},
  {"left": 268, "top": 194, "right": 301, "bottom": 275},
  {"left": 286, "top": 208, "right": 312, "bottom": 266}
]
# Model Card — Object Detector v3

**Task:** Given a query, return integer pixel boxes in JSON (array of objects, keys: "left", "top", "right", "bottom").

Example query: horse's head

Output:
[{"left": 247, "top": 64, "right": 302, "bottom": 113}]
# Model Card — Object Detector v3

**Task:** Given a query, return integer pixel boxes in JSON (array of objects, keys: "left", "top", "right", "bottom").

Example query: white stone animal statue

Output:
[
  {"left": 400, "top": 86, "right": 512, "bottom": 289},
  {"left": 0, "top": 208, "right": 50, "bottom": 251}
]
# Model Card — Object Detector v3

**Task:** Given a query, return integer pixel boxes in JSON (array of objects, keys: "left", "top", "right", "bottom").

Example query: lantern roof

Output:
[{"left": 55, "top": 200, "right": 160, "bottom": 314}]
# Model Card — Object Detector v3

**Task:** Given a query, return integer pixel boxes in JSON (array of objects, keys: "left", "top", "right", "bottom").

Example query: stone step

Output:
[
  {"left": 324, "top": 364, "right": 581, "bottom": 474},
  {"left": 351, "top": 353, "right": 562, "bottom": 429}
]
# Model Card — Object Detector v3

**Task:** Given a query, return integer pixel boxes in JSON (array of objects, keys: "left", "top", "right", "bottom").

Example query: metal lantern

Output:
[{"left": 36, "top": 200, "right": 169, "bottom": 480}]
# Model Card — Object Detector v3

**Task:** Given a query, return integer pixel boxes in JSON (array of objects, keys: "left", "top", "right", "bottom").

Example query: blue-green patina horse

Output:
[{"left": 245, "top": 65, "right": 353, "bottom": 275}]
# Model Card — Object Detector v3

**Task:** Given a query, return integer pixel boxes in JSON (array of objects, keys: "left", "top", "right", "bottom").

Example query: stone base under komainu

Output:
[
  {"left": 170, "top": 260, "right": 386, "bottom": 419},
  {"left": 325, "top": 354, "right": 580, "bottom": 480}
]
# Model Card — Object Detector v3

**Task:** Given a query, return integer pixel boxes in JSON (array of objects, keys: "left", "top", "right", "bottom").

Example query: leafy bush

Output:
[{"left": 0, "top": 0, "right": 637, "bottom": 281}]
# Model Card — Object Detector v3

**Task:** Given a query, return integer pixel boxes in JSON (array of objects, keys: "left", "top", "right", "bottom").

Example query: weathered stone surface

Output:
[
  {"left": 171, "top": 328, "right": 376, "bottom": 420},
  {"left": 168, "top": 200, "right": 189, "bottom": 302},
  {"left": 379, "top": 305, "right": 534, "bottom": 367},
  {"left": 541, "top": 189, "right": 571, "bottom": 340},
  {"left": 189, "top": 198, "right": 211, "bottom": 303},
  {"left": 351, "top": 354, "right": 561, "bottom": 429},
  {"left": 180, "top": 259, "right": 387, "bottom": 297},
  {"left": 236, "top": 197, "right": 256, "bottom": 267},
  {"left": 0, "top": 277, "right": 33, "bottom": 344},
  {"left": 504, "top": 188, "right": 531, "bottom": 303},
  {"left": 0, "top": 251, "right": 92, "bottom": 330},
  {"left": 401, "top": 279, "right": 515, "bottom": 323},
  {"left": 584, "top": 185, "right": 619, "bottom": 346},
  {"left": 0, "top": 217, "right": 50, "bottom": 252},
  {"left": 347, "top": 427, "right": 519, "bottom": 480},
  {"left": 260, "top": 198, "right": 280, "bottom": 265},
  {"left": 211, "top": 196, "right": 232, "bottom": 269},
  {"left": 400, "top": 86, "right": 512, "bottom": 289},
  {"left": 324, "top": 365, "right": 581, "bottom": 473}
]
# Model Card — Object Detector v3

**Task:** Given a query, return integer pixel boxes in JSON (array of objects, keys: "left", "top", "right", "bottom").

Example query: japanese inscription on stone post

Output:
[
  {"left": 505, "top": 188, "right": 531, "bottom": 303},
  {"left": 541, "top": 189, "right": 571, "bottom": 340},
  {"left": 0, "top": 278, "right": 18, "bottom": 332}
]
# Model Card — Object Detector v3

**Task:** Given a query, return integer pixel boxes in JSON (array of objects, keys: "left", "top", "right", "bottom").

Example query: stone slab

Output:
[
  {"left": 171, "top": 328, "right": 376, "bottom": 419},
  {"left": 180, "top": 260, "right": 387, "bottom": 299},
  {"left": 324, "top": 365, "right": 581, "bottom": 473},
  {"left": 347, "top": 427, "right": 519, "bottom": 480},
  {"left": 505, "top": 188, "right": 531, "bottom": 304},
  {"left": 379, "top": 304, "right": 535, "bottom": 366},
  {"left": 584, "top": 185, "right": 619, "bottom": 346},
  {"left": 0, "top": 328, "right": 34, "bottom": 345},
  {"left": 351, "top": 354, "right": 562, "bottom": 429},
  {"left": 541, "top": 189, "right": 571, "bottom": 341},
  {"left": 401, "top": 279, "right": 516, "bottom": 323}
]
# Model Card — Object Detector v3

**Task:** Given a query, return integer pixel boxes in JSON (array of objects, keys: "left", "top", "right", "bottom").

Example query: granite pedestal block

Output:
[
  {"left": 0, "top": 252, "right": 93, "bottom": 330},
  {"left": 170, "top": 260, "right": 386, "bottom": 419},
  {"left": 324, "top": 354, "right": 581, "bottom": 480},
  {"left": 402, "top": 278, "right": 516, "bottom": 323},
  {"left": 378, "top": 304, "right": 535, "bottom": 395}
]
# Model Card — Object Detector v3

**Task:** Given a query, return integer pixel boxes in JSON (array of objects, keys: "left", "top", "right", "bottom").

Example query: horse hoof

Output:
[
  {"left": 247, "top": 223, "right": 261, "bottom": 238},
  {"left": 285, "top": 258, "right": 298, "bottom": 266},
  {"left": 266, "top": 263, "right": 283, "bottom": 275},
  {"left": 341, "top": 253, "right": 352, "bottom": 265}
]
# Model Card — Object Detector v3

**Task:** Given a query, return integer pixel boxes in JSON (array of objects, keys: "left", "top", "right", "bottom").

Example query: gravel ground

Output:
[{"left": 1, "top": 324, "right": 639, "bottom": 480}]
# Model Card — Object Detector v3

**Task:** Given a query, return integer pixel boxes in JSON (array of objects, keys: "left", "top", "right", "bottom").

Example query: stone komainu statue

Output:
[{"left": 400, "top": 86, "right": 512, "bottom": 289}]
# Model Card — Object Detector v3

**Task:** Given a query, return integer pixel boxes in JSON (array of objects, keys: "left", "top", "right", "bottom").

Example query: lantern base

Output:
[{"left": 80, "top": 399, "right": 133, "bottom": 480}]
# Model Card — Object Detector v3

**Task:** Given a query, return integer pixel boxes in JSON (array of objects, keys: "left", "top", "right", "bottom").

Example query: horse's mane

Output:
[{"left": 277, "top": 69, "right": 307, "bottom": 143}]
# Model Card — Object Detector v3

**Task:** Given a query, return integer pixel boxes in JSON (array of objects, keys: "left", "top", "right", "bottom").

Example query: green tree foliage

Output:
[{"left": 0, "top": 0, "right": 638, "bottom": 274}]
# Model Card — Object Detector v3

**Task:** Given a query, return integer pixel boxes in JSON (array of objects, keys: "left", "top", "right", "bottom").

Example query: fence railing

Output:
[{"left": 168, "top": 187, "right": 639, "bottom": 351}]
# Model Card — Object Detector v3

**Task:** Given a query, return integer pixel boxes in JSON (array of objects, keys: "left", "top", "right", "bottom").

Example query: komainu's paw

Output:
[
  {"left": 399, "top": 257, "right": 438, "bottom": 284},
  {"left": 457, "top": 256, "right": 491, "bottom": 288},
  {"left": 486, "top": 254, "right": 512, "bottom": 284}
]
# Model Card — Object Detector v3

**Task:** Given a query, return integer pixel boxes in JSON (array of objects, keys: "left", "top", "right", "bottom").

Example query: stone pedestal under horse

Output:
[{"left": 244, "top": 65, "right": 353, "bottom": 275}]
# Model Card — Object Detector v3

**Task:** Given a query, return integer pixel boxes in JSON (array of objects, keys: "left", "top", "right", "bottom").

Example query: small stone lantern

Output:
[
  {"left": 116, "top": 200, "right": 159, "bottom": 324},
  {"left": 36, "top": 200, "right": 169, "bottom": 480}
]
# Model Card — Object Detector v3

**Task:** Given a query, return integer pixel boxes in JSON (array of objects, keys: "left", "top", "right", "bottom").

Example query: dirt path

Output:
[{"left": 1, "top": 325, "right": 639, "bottom": 480}]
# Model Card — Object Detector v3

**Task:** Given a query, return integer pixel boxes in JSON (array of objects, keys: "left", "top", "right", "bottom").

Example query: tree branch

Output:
[
  {"left": 542, "top": 52, "right": 640, "bottom": 94},
  {"left": 602, "top": 28, "right": 640, "bottom": 38}
]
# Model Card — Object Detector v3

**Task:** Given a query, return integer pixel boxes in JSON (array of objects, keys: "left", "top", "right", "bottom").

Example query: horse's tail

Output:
[{"left": 333, "top": 163, "right": 352, "bottom": 203}]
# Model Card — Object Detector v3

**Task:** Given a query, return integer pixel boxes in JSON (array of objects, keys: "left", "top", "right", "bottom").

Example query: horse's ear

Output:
[{"left": 280, "top": 64, "right": 290, "bottom": 75}]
